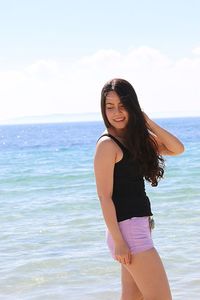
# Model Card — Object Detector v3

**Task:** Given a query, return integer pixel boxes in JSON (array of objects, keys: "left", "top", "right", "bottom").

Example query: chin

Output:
[
  {"left": 111, "top": 124, "right": 127, "bottom": 133},
  {"left": 114, "top": 122, "right": 128, "bottom": 129},
  {"left": 115, "top": 125, "right": 126, "bottom": 130}
]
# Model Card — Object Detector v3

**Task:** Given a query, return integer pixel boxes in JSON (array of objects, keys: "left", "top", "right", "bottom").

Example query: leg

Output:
[
  {"left": 121, "top": 264, "right": 144, "bottom": 300},
  {"left": 124, "top": 248, "right": 172, "bottom": 300}
]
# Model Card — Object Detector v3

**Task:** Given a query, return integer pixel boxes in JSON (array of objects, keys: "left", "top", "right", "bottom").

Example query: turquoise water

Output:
[{"left": 0, "top": 117, "right": 199, "bottom": 300}]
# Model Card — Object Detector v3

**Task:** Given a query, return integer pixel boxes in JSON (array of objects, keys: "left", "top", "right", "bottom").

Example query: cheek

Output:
[
  {"left": 124, "top": 113, "right": 129, "bottom": 124},
  {"left": 124, "top": 110, "right": 129, "bottom": 118},
  {"left": 121, "top": 109, "right": 128, "bottom": 118},
  {"left": 105, "top": 110, "right": 112, "bottom": 120}
]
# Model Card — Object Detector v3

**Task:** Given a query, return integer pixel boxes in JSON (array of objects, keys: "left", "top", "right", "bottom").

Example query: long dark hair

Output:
[{"left": 100, "top": 78, "right": 165, "bottom": 186}]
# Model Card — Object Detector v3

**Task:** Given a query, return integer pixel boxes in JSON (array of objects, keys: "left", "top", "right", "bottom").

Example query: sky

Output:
[{"left": 0, "top": 0, "right": 200, "bottom": 123}]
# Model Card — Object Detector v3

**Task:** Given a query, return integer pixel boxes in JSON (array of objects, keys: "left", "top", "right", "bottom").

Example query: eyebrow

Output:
[
  {"left": 105, "top": 102, "right": 123, "bottom": 105},
  {"left": 105, "top": 102, "right": 114, "bottom": 105}
]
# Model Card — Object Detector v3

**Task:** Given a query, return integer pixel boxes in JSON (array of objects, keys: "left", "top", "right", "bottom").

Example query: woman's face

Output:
[{"left": 105, "top": 91, "right": 129, "bottom": 131}]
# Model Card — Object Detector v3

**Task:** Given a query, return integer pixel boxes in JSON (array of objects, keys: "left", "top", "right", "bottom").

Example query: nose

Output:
[{"left": 113, "top": 106, "right": 122, "bottom": 114}]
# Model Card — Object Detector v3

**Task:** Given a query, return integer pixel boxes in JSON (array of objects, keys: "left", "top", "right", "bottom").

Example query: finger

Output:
[
  {"left": 125, "top": 253, "right": 130, "bottom": 265},
  {"left": 128, "top": 253, "right": 132, "bottom": 264},
  {"left": 122, "top": 257, "right": 127, "bottom": 265},
  {"left": 116, "top": 256, "right": 122, "bottom": 264},
  {"left": 125, "top": 255, "right": 130, "bottom": 265},
  {"left": 115, "top": 254, "right": 119, "bottom": 261}
]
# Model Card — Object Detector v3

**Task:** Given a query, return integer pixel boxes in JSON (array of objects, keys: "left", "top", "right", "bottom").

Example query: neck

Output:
[{"left": 107, "top": 127, "right": 126, "bottom": 138}]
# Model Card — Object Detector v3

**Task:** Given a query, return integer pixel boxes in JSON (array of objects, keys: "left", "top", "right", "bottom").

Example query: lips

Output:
[{"left": 113, "top": 118, "right": 125, "bottom": 122}]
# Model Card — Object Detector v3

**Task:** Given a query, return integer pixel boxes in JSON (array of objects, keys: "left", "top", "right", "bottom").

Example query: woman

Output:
[{"left": 93, "top": 78, "right": 184, "bottom": 300}]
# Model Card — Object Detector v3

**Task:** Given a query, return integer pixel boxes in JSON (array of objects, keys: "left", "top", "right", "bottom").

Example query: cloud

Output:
[
  {"left": 192, "top": 46, "right": 200, "bottom": 55},
  {"left": 0, "top": 47, "right": 200, "bottom": 122}
]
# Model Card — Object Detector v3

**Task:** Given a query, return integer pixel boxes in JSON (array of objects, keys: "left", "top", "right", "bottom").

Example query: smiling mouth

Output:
[{"left": 113, "top": 118, "right": 125, "bottom": 122}]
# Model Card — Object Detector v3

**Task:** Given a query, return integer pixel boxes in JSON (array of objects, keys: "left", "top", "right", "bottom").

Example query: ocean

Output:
[{"left": 0, "top": 117, "right": 199, "bottom": 300}]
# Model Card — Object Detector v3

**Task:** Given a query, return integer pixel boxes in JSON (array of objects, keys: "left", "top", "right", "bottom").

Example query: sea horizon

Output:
[{"left": 0, "top": 111, "right": 200, "bottom": 126}]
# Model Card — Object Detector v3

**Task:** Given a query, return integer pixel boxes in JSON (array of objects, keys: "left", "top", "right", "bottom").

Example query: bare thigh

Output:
[
  {"left": 124, "top": 248, "right": 172, "bottom": 300},
  {"left": 121, "top": 264, "right": 144, "bottom": 300}
]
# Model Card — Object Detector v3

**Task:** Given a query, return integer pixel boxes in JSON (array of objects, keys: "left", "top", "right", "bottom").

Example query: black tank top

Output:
[{"left": 97, "top": 133, "right": 153, "bottom": 222}]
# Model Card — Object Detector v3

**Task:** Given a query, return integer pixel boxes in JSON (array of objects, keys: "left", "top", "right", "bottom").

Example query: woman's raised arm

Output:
[{"left": 143, "top": 112, "right": 185, "bottom": 156}]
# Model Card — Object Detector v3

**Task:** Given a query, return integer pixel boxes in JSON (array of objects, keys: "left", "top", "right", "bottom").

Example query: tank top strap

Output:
[{"left": 97, "top": 133, "right": 128, "bottom": 151}]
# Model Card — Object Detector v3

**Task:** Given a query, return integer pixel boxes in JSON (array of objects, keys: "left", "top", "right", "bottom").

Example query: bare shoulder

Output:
[
  {"left": 95, "top": 135, "right": 117, "bottom": 160},
  {"left": 96, "top": 136, "right": 116, "bottom": 152}
]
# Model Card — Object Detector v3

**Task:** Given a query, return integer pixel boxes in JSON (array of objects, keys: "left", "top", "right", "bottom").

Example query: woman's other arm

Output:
[{"left": 94, "top": 138, "right": 131, "bottom": 264}]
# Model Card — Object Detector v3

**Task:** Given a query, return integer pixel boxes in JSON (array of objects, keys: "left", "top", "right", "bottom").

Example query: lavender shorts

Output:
[{"left": 106, "top": 216, "right": 154, "bottom": 259}]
